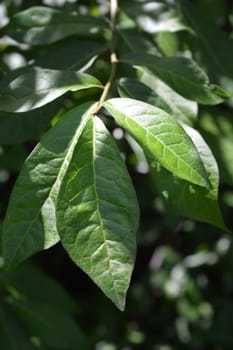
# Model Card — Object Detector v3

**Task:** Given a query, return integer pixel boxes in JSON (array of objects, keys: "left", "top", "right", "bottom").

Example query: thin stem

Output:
[{"left": 92, "top": 0, "right": 119, "bottom": 115}]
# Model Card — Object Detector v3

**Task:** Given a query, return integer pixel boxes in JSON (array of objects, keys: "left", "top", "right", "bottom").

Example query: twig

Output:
[{"left": 92, "top": 0, "right": 119, "bottom": 115}]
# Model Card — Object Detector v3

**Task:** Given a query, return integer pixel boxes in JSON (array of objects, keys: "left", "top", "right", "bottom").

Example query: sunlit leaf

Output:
[
  {"left": 0, "top": 67, "right": 102, "bottom": 112},
  {"left": 104, "top": 98, "right": 210, "bottom": 188},
  {"left": 3, "top": 6, "right": 108, "bottom": 45},
  {"left": 3, "top": 103, "right": 95, "bottom": 267},
  {"left": 56, "top": 117, "right": 139, "bottom": 310}
]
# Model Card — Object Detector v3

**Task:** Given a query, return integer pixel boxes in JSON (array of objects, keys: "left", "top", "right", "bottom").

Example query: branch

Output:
[{"left": 92, "top": 0, "right": 119, "bottom": 115}]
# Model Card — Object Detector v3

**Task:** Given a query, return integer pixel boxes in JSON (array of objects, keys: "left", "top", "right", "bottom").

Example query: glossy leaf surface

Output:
[
  {"left": 3, "top": 6, "right": 107, "bottom": 45},
  {"left": 0, "top": 68, "right": 102, "bottom": 112},
  {"left": 121, "top": 54, "right": 228, "bottom": 104},
  {"left": 104, "top": 98, "right": 209, "bottom": 188},
  {"left": 56, "top": 117, "right": 139, "bottom": 311},
  {"left": 3, "top": 103, "right": 95, "bottom": 267}
]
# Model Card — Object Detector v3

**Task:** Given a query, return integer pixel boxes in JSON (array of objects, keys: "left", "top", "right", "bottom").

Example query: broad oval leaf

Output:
[
  {"left": 149, "top": 125, "right": 227, "bottom": 230},
  {"left": 3, "top": 6, "right": 108, "bottom": 45},
  {"left": 104, "top": 98, "right": 209, "bottom": 188},
  {"left": 56, "top": 116, "right": 139, "bottom": 311},
  {"left": 3, "top": 102, "right": 95, "bottom": 267},
  {"left": 0, "top": 67, "right": 102, "bottom": 113},
  {"left": 121, "top": 54, "right": 229, "bottom": 104}
]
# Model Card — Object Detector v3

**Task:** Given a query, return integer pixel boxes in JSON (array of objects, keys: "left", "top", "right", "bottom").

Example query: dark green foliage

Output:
[{"left": 0, "top": 0, "right": 233, "bottom": 349}]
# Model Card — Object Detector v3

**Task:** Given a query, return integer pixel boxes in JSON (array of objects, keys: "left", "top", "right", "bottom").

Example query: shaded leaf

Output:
[
  {"left": 179, "top": 0, "right": 233, "bottom": 106},
  {"left": 198, "top": 107, "right": 233, "bottom": 186},
  {"left": 118, "top": 75, "right": 197, "bottom": 125},
  {"left": 121, "top": 0, "right": 189, "bottom": 33},
  {"left": 149, "top": 125, "right": 227, "bottom": 230},
  {"left": 56, "top": 117, "right": 139, "bottom": 311},
  {"left": 104, "top": 98, "right": 209, "bottom": 188},
  {"left": 3, "top": 102, "right": 95, "bottom": 267},
  {"left": 0, "top": 263, "right": 77, "bottom": 313},
  {"left": 0, "top": 301, "right": 35, "bottom": 350},
  {"left": 121, "top": 54, "right": 229, "bottom": 104},
  {"left": 10, "top": 300, "right": 89, "bottom": 349},
  {"left": 0, "top": 67, "right": 102, "bottom": 112},
  {"left": 35, "top": 37, "right": 106, "bottom": 70},
  {"left": 3, "top": 6, "right": 108, "bottom": 45},
  {"left": 0, "top": 99, "right": 63, "bottom": 145},
  {"left": 117, "top": 28, "right": 161, "bottom": 55}
]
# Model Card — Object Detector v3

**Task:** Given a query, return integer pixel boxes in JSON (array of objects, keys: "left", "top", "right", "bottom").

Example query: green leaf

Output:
[
  {"left": 149, "top": 124, "right": 227, "bottom": 230},
  {"left": 1, "top": 263, "right": 77, "bottom": 313},
  {"left": 0, "top": 67, "right": 102, "bottom": 112},
  {"left": 121, "top": 0, "right": 189, "bottom": 33},
  {"left": 104, "top": 98, "right": 209, "bottom": 188},
  {"left": 0, "top": 302, "right": 35, "bottom": 350},
  {"left": 3, "top": 6, "right": 108, "bottom": 45},
  {"left": 35, "top": 37, "right": 106, "bottom": 70},
  {"left": 117, "top": 28, "right": 161, "bottom": 55},
  {"left": 3, "top": 102, "right": 95, "bottom": 267},
  {"left": 121, "top": 54, "right": 229, "bottom": 104},
  {"left": 118, "top": 75, "right": 197, "bottom": 125},
  {"left": 10, "top": 300, "right": 89, "bottom": 349},
  {"left": 198, "top": 107, "right": 233, "bottom": 186},
  {"left": 0, "top": 99, "right": 62, "bottom": 145},
  {"left": 56, "top": 116, "right": 139, "bottom": 311},
  {"left": 179, "top": 0, "right": 233, "bottom": 106}
]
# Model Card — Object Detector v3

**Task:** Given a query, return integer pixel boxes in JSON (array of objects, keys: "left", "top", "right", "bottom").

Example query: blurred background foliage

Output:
[{"left": 0, "top": 0, "right": 233, "bottom": 349}]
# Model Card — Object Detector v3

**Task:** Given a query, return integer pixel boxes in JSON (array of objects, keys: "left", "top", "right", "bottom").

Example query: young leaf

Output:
[
  {"left": 0, "top": 67, "right": 102, "bottom": 112},
  {"left": 104, "top": 98, "right": 209, "bottom": 188},
  {"left": 149, "top": 125, "right": 227, "bottom": 230},
  {"left": 56, "top": 117, "right": 139, "bottom": 311},
  {"left": 3, "top": 6, "right": 108, "bottom": 45},
  {"left": 3, "top": 102, "right": 95, "bottom": 267},
  {"left": 121, "top": 54, "right": 229, "bottom": 104}
]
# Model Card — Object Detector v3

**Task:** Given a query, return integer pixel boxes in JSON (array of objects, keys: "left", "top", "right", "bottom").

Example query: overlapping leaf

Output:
[
  {"left": 56, "top": 117, "right": 139, "bottom": 311},
  {"left": 121, "top": 54, "right": 228, "bottom": 104},
  {"left": 3, "top": 103, "right": 95, "bottom": 267},
  {"left": 10, "top": 300, "right": 88, "bottom": 349},
  {"left": 179, "top": 0, "right": 233, "bottom": 106},
  {"left": 104, "top": 98, "right": 209, "bottom": 188},
  {"left": 121, "top": 1, "right": 188, "bottom": 33},
  {"left": 118, "top": 75, "right": 197, "bottom": 125},
  {"left": 149, "top": 124, "right": 227, "bottom": 230},
  {"left": 35, "top": 38, "right": 106, "bottom": 70},
  {"left": 0, "top": 99, "right": 63, "bottom": 145},
  {"left": 0, "top": 67, "right": 102, "bottom": 112},
  {"left": 0, "top": 302, "right": 36, "bottom": 350},
  {"left": 3, "top": 6, "right": 108, "bottom": 45}
]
